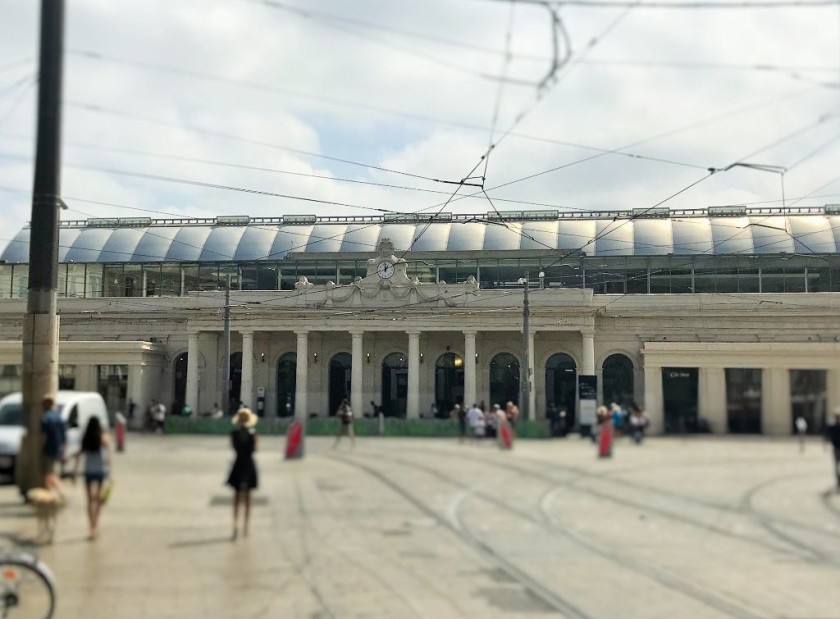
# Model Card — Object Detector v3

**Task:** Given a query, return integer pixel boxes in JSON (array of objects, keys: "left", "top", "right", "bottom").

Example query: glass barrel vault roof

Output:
[{"left": 3, "top": 213, "right": 840, "bottom": 264}]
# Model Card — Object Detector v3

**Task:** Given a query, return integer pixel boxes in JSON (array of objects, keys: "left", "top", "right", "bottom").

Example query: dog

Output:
[{"left": 26, "top": 488, "right": 65, "bottom": 544}]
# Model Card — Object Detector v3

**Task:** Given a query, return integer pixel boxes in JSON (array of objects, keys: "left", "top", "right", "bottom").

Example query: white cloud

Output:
[{"left": 1, "top": 0, "right": 839, "bottom": 257}]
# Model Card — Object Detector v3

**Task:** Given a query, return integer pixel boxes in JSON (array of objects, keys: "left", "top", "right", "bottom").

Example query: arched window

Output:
[
  {"left": 381, "top": 353, "right": 408, "bottom": 418},
  {"left": 276, "top": 353, "right": 297, "bottom": 417},
  {"left": 489, "top": 353, "right": 519, "bottom": 410},
  {"left": 435, "top": 352, "right": 464, "bottom": 415},
  {"left": 545, "top": 353, "right": 577, "bottom": 425},
  {"left": 329, "top": 353, "right": 352, "bottom": 416},
  {"left": 602, "top": 354, "right": 634, "bottom": 408}
]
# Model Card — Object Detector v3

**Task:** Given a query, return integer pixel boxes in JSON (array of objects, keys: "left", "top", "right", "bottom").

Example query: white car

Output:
[{"left": 0, "top": 391, "right": 111, "bottom": 478}]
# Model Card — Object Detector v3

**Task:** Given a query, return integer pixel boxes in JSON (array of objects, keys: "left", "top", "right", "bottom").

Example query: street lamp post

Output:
[{"left": 518, "top": 273, "right": 531, "bottom": 421}]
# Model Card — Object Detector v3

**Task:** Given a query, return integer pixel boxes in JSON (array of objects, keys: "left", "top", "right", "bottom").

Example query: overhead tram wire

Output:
[
  {"left": 240, "top": 0, "right": 543, "bottom": 87},
  {"left": 483, "top": 2, "right": 518, "bottom": 181},
  {"left": 466, "top": 0, "right": 840, "bottom": 8},
  {"left": 66, "top": 50, "right": 805, "bottom": 172},
  {"left": 64, "top": 102, "right": 469, "bottom": 188},
  {"left": 237, "top": 0, "right": 549, "bottom": 62}
]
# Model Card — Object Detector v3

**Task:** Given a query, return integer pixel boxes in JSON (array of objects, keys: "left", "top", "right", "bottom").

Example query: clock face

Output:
[{"left": 377, "top": 261, "right": 395, "bottom": 279}]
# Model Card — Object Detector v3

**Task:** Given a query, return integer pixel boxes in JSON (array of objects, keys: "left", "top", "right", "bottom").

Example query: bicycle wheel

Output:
[{"left": 0, "top": 557, "right": 55, "bottom": 619}]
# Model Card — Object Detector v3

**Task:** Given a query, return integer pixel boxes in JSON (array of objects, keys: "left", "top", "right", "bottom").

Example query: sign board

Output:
[
  {"left": 578, "top": 375, "right": 597, "bottom": 426},
  {"left": 257, "top": 387, "right": 265, "bottom": 398}
]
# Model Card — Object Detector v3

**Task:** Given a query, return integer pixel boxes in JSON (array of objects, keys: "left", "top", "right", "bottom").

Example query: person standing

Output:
[
  {"left": 227, "top": 408, "right": 259, "bottom": 540},
  {"left": 451, "top": 404, "right": 466, "bottom": 443},
  {"left": 333, "top": 399, "right": 355, "bottom": 449},
  {"left": 825, "top": 408, "right": 840, "bottom": 491},
  {"left": 795, "top": 416, "right": 808, "bottom": 453},
  {"left": 505, "top": 401, "right": 520, "bottom": 437},
  {"left": 40, "top": 396, "right": 66, "bottom": 499},
  {"left": 466, "top": 404, "right": 485, "bottom": 440},
  {"left": 73, "top": 417, "right": 112, "bottom": 540}
]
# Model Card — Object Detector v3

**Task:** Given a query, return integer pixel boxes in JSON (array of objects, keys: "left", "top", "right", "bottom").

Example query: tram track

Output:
[
  {"left": 341, "top": 448, "right": 766, "bottom": 619},
  {"left": 401, "top": 444, "right": 840, "bottom": 561},
  {"left": 325, "top": 452, "right": 595, "bottom": 619}
]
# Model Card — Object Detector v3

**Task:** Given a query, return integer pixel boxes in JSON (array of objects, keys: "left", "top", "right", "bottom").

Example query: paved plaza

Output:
[{"left": 0, "top": 434, "right": 838, "bottom": 618}]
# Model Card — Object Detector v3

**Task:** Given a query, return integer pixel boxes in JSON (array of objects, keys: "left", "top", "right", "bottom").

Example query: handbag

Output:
[{"left": 100, "top": 479, "right": 114, "bottom": 505}]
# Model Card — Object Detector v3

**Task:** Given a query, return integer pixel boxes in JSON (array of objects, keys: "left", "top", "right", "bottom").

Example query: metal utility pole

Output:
[
  {"left": 18, "top": 0, "right": 65, "bottom": 495},
  {"left": 521, "top": 272, "right": 531, "bottom": 422},
  {"left": 221, "top": 275, "right": 231, "bottom": 413}
]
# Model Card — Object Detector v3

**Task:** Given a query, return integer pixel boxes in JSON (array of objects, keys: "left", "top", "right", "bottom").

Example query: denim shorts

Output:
[{"left": 84, "top": 472, "right": 107, "bottom": 486}]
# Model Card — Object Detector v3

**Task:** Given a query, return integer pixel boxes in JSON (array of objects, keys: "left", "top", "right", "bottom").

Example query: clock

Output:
[{"left": 376, "top": 261, "right": 395, "bottom": 280}]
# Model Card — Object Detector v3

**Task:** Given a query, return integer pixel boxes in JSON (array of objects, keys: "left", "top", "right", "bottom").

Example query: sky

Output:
[{"left": 1, "top": 0, "right": 840, "bottom": 256}]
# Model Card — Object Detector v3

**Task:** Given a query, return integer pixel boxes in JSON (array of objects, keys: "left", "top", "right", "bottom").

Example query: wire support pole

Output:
[
  {"left": 222, "top": 274, "right": 232, "bottom": 414},
  {"left": 522, "top": 271, "right": 531, "bottom": 422},
  {"left": 19, "top": 0, "right": 65, "bottom": 495}
]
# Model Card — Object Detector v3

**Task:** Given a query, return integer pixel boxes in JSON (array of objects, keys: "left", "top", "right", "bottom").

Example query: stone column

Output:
[
  {"left": 186, "top": 332, "right": 200, "bottom": 414},
  {"left": 527, "top": 330, "right": 536, "bottom": 420},
  {"left": 827, "top": 368, "right": 840, "bottom": 418},
  {"left": 763, "top": 367, "right": 791, "bottom": 435},
  {"left": 464, "top": 331, "right": 477, "bottom": 408},
  {"left": 582, "top": 331, "right": 595, "bottom": 375},
  {"left": 295, "top": 331, "right": 308, "bottom": 418},
  {"left": 127, "top": 364, "right": 147, "bottom": 430},
  {"left": 698, "top": 367, "right": 727, "bottom": 433},
  {"left": 240, "top": 331, "right": 254, "bottom": 409},
  {"left": 407, "top": 331, "right": 420, "bottom": 419},
  {"left": 643, "top": 365, "right": 663, "bottom": 434},
  {"left": 351, "top": 330, "right": 364, "bottom": 418}
]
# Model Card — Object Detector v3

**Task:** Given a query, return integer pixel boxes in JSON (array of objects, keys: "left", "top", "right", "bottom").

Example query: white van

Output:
[{"left": 0, "top": 391, "right": 111, "bottom": 477}]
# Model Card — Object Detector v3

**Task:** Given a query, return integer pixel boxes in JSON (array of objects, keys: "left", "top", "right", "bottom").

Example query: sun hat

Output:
[{"left": 232, "top": 407, "right": 258, "bottom": 428}]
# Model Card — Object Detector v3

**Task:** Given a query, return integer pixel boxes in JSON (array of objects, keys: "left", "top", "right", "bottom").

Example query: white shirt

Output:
[{"left": 467, "top": 407, "right": 484, "bottom": 428}]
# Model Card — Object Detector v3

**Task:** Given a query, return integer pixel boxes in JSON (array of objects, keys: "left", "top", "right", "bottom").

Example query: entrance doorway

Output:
[
  {"left": 435, "top": 352, "right": 464, "bottom": 414},
  {"left": 329, "top": 353, "right": 352, "bottom": 416},
  {"left": 790, "top": 370, "right": 827, "bottom": 434},
  {"left": 662, "top": 367, "right": 699, "bottom": 433},
  {"left": 276, "top": 353, "right": 297, "bottom": 417},
  {"left": 381, "top": 353, "right": 408, "bottom": 417},
  {"left": 602, "top": 354, "right": 634, "bottom": 408},
  {"left": 489, "top": 353, "right": 520, "bottom": 410},
  {"left": 726, "top": 368, "right": 762, "bottom": 433},
  {"left": 97, "top": 365, "right": 127, "bottom": 420},
  {"left": 173, "top": 353, "right": 188, "bottom": 414},
  {"left": 545, "top": 353, "right": 577, "bottom": 425},
  {"left": 228, "top": 352, "right": 242, "bottom": 413}
]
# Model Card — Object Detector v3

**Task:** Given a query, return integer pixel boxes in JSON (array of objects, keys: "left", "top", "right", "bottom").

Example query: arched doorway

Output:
[
  {"left": 546, "top": 353, "right": 577, "bottom": 425},
  {"left": 276, "top": 353, "right": 297, "bottom": 417},
  {"left": 329, "top": 353, "right": 352, "bottom": 416},
  {"left": 228, "top": 352, "right": 242, "bottom": 413},
  {"left": 381, "top": 353, "right": 408, "bottom": 418},
  {"left": 173, "top": 352, "right": 188, "bottom": 415},
  {"left": 435, "top": 352, "right": 464, "bottom": 415},
  {"left": 602, "top": 354, "right": 635, "bottom": 408},
  {"left": 489, "top": 353, "right": 519, "bottom": 410}
]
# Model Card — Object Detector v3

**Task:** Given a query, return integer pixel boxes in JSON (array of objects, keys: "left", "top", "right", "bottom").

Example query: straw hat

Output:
[{"left": 232, "top": 407, "right": 258, "bottom": 428}]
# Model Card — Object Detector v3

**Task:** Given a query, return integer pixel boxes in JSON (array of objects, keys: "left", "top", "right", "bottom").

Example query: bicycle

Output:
[{"left": 0, "top": 552, "right": 55, "bottom": 619}]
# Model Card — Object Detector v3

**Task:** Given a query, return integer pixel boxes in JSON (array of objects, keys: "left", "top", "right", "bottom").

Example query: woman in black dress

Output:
[{"left": 227, "top": 408, "right": 258, "bottom": 540}]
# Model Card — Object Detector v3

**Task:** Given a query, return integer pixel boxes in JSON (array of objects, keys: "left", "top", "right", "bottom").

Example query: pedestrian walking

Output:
[
  {"left": 795, "top": 416, "right": 808, "bottom": 453},
  {"left": 227, "top": 407, "right": 259, "bottom": 540},
  {"left": 451, "top": 404, "right": 466, "bottom": 443},
  {"left": 825, "top": 408, "right": 840, "bottom": 492},
  {"left": 72, "top": 417, "right": 112, "bottom": 540},
  {"left": 505, "top": 401, "right": 520, "bottom": 437},
  {"left": 466, "top": 404, "right": 485, "bottom": 440},
  {"left": 40, "top": 395, "right": 66, "bottom": 499},
  {"left": 333, "top": 399, "right": 355, "bottom": 448}
]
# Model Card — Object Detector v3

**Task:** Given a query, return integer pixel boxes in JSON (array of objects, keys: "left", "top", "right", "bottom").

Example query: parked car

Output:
[{"left": 0, "top": 391, "right": 111, "bottom": 479}]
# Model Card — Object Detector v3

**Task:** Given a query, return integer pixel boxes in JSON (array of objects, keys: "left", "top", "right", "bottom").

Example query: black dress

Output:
[{"left": 226, "top": 428, "right": 258, "bottom": 491}]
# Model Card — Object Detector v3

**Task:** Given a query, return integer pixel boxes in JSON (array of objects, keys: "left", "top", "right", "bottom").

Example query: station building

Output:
[{"left": 1, "top": 205, "right": 839, "bottom": 434}]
